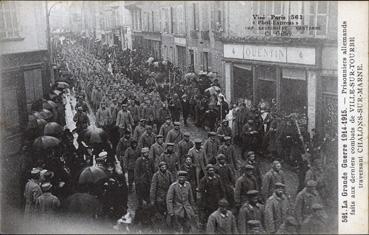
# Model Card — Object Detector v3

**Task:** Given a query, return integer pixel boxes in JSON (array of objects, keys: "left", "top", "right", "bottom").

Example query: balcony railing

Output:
[
  {"left": 190, "top": 30, "right": 199, "bottom": 39},
  {"left": 201, "top": 30, "right": 210, "bottom": 40}
]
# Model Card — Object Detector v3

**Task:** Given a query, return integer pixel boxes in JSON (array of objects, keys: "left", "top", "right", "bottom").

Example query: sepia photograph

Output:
[{"left": 1, "top": 1, "right": 365, "bottom": 234}]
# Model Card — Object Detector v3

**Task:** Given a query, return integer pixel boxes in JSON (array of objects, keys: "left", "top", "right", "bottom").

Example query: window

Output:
[
  {"left": 171, "top": 7, "right": 176, "bottom": 34},
  {"left": 304, "top": 1, "right": 329, "bottom": 36},
  {"left": 202, "top": 52, "right": 208, "bottom": 72},
  {"left": 192, "top": 3, "right": 199, "bottom": 30},
  {"left": 151, "top": 11, "right": 154, "bottom": 32},
  {"left": 0, "top": 1, "right": 20, "bottom": 40},
  {"left": 177, "top": 5, "right": 185, "bottom": 34},
  {"left": 253, "top": 1, "right": 286, "bottom": 36},
  {"left": 162, "top": 8, "right": 170, "bottom": 33}
]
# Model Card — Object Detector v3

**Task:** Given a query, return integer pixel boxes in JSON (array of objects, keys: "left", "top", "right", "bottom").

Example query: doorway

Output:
[{"left": 233, "top": 65, "right": 253, "bottom": 102}]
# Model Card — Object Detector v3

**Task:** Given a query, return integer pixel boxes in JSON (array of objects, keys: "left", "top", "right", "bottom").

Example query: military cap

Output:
[
  {"left": 174, "top": 122, "right": 181, "bottom": 126},
  {"left": 140, "top": 119, "right": 146, "bottom": 122},
  {"left": 194, "top": 138, "right": 202, "bottom": 144},
  {"left": 208, "top": 131, "right": 216, "bottom": 136},
  {"left": 312, "top": 203, "right": 324, "bottom": 210},
  {"left": 206, "top": 164, "right": 215, "bottom": 170},
  {"left": 41, "top": 182, "right": 52, "bottom": 191},
  {"left": 182, "top": 94, "right": 187, "bottom": 98},
  {"left": 183, "top": 132, "right": 190, "bottom": 137},
  {"left": 158, "top": 161, "right": 167, "bottom": 167},
  {"left": 222, "top": 119, "right": 229, "bottom": 123},
  {"left": 141, "top": 147, "right": 149, "bottom": 153},
  {"left": 247, "top": 151, "right": 256, "bottom": 157},
  {"left": 156, "top": 134, "right": 164, "bottom": 139},
  {"left": 247, "top": 220, "right": 262, "bottom": 227},
  {"left": 146, "top": 125, "right": 153, "bottom": 129},
  {"left": 77, "top": 106, "right": 83, "bottom": 111},
  {"left": 31, "top": 168, "right": 41, "bottom": 175},
  {"left": 122, "top": 103, "right": 128, "bottom": 107},
  {"left": 166, "top": 142, "right": 175, "bottom": 147},
  {"left": 275, "top": 182, "right": 286, "bottom": 188},
  {"left": 217, "top": 154, "right": 226, "bottom": 160},
  {"left": 177, "top": 171, "right": 188, "bottom": 177},
  {"left": 306, "top": 180, "right": 317, "bottom": 187},
  {"left": 247, "top": 190, "right": 259, "bottom": 196},
  {"left": 218, "top": 198, "right": 229, "bottom": 207},
  {"left": 224, "top": 136, "right": 232, "bottom": 141},
  {"left": 96, "top": 151, "right": 108, "bottom": 161}
]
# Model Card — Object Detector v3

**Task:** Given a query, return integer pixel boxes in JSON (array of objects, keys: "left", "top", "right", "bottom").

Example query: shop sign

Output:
[
  {"left": 224, "top": 44, "right": 315, "bottom": 65},
  {"left": 174, "top": 37, "right": 186, "bottom": 46}
]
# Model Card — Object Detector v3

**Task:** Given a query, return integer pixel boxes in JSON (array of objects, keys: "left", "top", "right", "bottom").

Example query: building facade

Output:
[
  {"left": 221, "top": 1, "right": 338, "bottom": 136},
  {"left": 0, "top": 1, "right": 50, "bottom": 155}
]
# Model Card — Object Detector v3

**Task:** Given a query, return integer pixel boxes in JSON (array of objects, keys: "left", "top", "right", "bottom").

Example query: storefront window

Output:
[
  {"left": 281, "top": 68, "right": 307, "bottom": 114},
  {"left": 256, "top": 66, "right": 276, "bottom": 105}
]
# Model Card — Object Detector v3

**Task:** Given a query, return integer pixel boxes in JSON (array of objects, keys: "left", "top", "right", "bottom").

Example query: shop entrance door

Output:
[
  {"left": 233, "top": 65, "right": 253, "bottom": 103},
  {"left": 280, "top": 78, "right": 307, "bottom": 114}
]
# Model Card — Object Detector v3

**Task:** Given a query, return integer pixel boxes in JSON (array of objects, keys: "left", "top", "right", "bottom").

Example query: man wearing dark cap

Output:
[
  {"left": 245, "top": 151, "right": 262, "bottom": 186},
  {"left": 264, "top": 182, "right": 290, "bottom": 233},
  {"left": 157, "top": 143, "right": 179, "bottom": 178},
  {"left": 198, "top": 164, "right": 225, "bottom": 231},
  {"left": 300, "top": 203, "right": 328, "bottom": 234},
  {"left": 217, "top": 119, "right": 232, "bottom": 137},
  {"left": 276, "top": 216, "right": 299, "bottom": 234},
  {"left": 238, "top": 190, "right": 265, "bottom": 233},
  {"left": 180, "top": 155, "right": 197, "bottom": 200},
  {"left": 24, "top": 168, "right": 42, "bottom": 218},
  {"left": 177, "top": 132, "right": 194, "bottom": 168},
  {"left": 181, "top": 94, "right": 191, "bottom": 126},
  {"left": 261, "top": 160, "right": 285, "bottom": 199},
  {"left": 134, "top": 147, "right": 155, "bottom": 207},
  {"left": 133, "top": 119, "right": 146, "bottom": 141},
  {"left": 203, "top": 132, "right": 219, "bottom": 165},
  {"left": 188, "top": 138, "right": 207, "bottom": 189},
  {"left": 206, "top": 199, "right": 238, "bottom": 234},
  {"left": 218, "top": 136, "right": 238, "bottom": 171},
  {"left": 123, "top": 139, "right": 140, "bottom": 192},
  {"left": 73, "top": 106, "right": 90, "bottom": 135},
  {"left": 117, "top": 130, "right": 132, "bottom": 168},
  {"left": 150, "top": 161, "right": 173, "bottom": 229},
  {"left": 149, "top": 135, "right": 165, "bottom": 168},
  {"left": 241, "top": 118, "right": 259, "bottom": 156},
  {"left": 116, "top": 103, "right": 134, "bottom": 137},
  {"left": 234, "top": 164, "right": 259, "bottom": 209},
  {"left": 165, "top": 122, "right": 183, "bottom": 150},
  {"left": 166, "top": 171, "right": 195, "bottom": 233},
  {"left": 214, "top": 154, "right": 235, "bottom": 207},
  {"left": 138, "top": 125, "right": 156, "bottom": 151},
  {"left": 159, "top": 116, "right": 174, "bottom": 140},
  {"left": 294, "top": 180, "right": 323, "bottom": 225}
]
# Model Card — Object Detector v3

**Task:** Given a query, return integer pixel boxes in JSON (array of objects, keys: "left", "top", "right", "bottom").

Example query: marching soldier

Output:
[
  {"left": 177, "top": 132, "right": 194, "bottom": 168},
  {"left": 134, "top": 147, "right": 155, "bottom": 207},
  {"left": 234, "top": 165, "right": 259, "bottom": 210},
  {"left": 157, "top": 143, "right": 179, "bottom": 178},
  {"left": 264, "top": 183, "right": 290, "bottom": 234},
  {"left": 203, "top": 132, "right": 219, "bottom": 165},
  {"left": 24, "top": 168, "right": 42, "bottom": 219},
  {"left": 166, "top": 171, "right": 196, "bottom": 233},
  {"left": 238, "top": 190, "right": 265, "bottom": 233},
  {"left": 206, "top": 199, "right": 238, "bottom": 234},
  {"left": 149, "top": 135, "right": 165, "bottom": 168},
  {"left": 261, "top": 160, "right": 285, "bottom": 200}
]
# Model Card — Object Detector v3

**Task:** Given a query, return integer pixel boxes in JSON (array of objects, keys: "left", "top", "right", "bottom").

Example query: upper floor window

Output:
[
  {"left": 192, "top": 3, "right": 199, "bottom": 30},
  {"left": 0, "top": 1, "right": 20, "bottom": 40},
  {"left": 304, "top": 1, "right": 329, "bottom": 37}
]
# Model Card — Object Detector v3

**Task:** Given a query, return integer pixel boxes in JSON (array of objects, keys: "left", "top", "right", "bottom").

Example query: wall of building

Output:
[{"left": 1, "top": 1, "right": 47, "bottom": 55}]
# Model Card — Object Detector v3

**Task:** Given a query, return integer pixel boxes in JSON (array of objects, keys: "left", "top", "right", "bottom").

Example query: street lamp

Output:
[{"left": 45, "top": 1, "right": 61, "bottom": 84}]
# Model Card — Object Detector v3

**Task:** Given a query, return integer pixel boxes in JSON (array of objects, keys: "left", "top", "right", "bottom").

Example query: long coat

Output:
[
  {"left": 150, "top": 170, "right": 173, "bottom": 204},
  {"left": 166, "top": 181, "right": 195, "bottom": 219},
  {"left": 203, "top": 138, "right": 219, "bottom": 164},
  {"left": 96, "top": 108, "right": 111, "bottom": 127},
  {"left": 177, "top": 139, "right": 194, "bottom": 167},
  {"left": 159, "top": 123, "right": 174, "bottom": 140},
  {"left": 157, "top": 152, "right": 179, "bottom": 177},
  {"left": 206, "top": 210, "right": 238, "bottom": 234},
  {"left": 149, "top": 142, "right": 165, "bottom": 168},
  {"left": 188, "top": 147, "right": 207, "bottom": 186},
  {"left": 198, "top": 175, "right": 225, "bottom": 211},
  {"left": 133, "top": 125, "right": 146, "bottom": 141},
  {"left": 238, "top": 202, "right": 265, "bottom": 233},
  {"left": 234, "top": 175, "right": 259, "bottom": 208},
  {"left": 218, "top": 144, "right": 238, "bottom": 170},
  {"left": 24, "top": 180, "right": 42, "bottom": 217},
  {"left": 264, "top": 193, "right": 290, "bottom": 233},
  {"left": 294, "top": 188, "right": 323, "bottom": 224},
  {"left": 261, "top": 169, "right": 285, "bottom": 199},
  {"left": 124, "top": 147, "right": 140, "bottom": 170},
  {"left": 138, "top": 132, "right": 156, "bottom": 150},
  {"left": 165, "top": 129, "right": 183, "bottom": 148},
  {"left": 116, "top": 110, "right": 133, "bottom": 131}
]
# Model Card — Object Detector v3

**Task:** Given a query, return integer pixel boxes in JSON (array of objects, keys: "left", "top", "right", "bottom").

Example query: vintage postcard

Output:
[{"left": 0, "top": 1, "right": 367, "bottom": 234}]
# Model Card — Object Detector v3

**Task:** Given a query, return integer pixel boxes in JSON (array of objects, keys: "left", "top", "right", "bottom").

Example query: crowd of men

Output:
[{"left": 20, "top": 34, "right": 337, "bottom": 234}]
